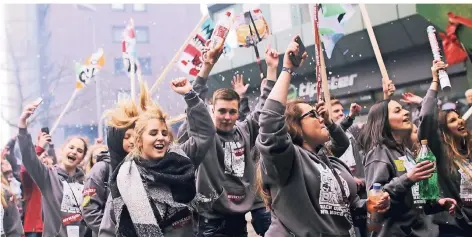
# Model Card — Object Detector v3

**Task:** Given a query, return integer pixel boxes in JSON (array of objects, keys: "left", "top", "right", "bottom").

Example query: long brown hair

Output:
[
  {"left": 255, "top": 100, "right": 306, "bottom": 210},
  {"left": 438, "top": 110, "right": 472, "bottom": 179}
]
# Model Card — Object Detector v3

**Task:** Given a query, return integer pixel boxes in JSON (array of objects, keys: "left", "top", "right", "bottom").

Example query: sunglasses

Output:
[{"left": 300, "top": 109, "right": 319, "bottom": 120}]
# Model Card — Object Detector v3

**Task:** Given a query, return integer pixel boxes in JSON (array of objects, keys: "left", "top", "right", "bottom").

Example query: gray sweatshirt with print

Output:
[
  {"left": 364, "top": 143, "right": 444, "bottom": 237},
  {"left": 17, "top": 128, "right": 86, "bottom": 237},
  {"left": 256, "top": 99, "right": 365, "bottom": 237},
  {"left": 191, "top": 79, "right": 274, "bottom": 219}
]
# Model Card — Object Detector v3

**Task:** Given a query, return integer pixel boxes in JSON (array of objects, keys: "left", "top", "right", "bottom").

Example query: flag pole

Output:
[
  {"left": 50, "top": 89, "right": 80, "bottom": 135},
  {"left": 150, "top": 14, "right": 209, "bottom": 94},
  {"left": 359, "top": 4, "right": 390, "bottom": 85}
]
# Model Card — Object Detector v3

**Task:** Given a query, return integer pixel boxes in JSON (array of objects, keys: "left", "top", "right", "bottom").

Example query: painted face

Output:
[
  {"left": 446, "top": 111, "right": 467, "bottom": 138},
  {"left": 298, "top": 103, "right": 330, "bottom": 146},
  {"left": 388, "top": 100, "right": 412, "bottom": 131},
  {"left": 61, "top": 138, "right": 86, "bottom": 170},
  {"left": 213, "top": 99, "right": 239, "bottom": 132},
  {"left": 140, "top": 118, "right": 171, "bottom": 159}
]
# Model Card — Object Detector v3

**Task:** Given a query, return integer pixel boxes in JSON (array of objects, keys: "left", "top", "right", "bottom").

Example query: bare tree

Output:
[{"left": 0, "top": 4, "right": 93, "bottom": 129}]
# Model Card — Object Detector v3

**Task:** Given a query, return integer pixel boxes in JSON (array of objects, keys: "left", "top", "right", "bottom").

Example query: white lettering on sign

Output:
[{"left": 298, "top": 74, "right": 358, "bottom": 98}]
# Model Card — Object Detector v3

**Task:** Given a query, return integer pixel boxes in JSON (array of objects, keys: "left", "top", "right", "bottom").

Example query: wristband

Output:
[{"left": 282, "top": 67, "right": 297, "bottom": 77}]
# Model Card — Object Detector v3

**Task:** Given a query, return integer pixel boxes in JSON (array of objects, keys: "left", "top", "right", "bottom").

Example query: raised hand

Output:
[
  {"left": 19, "top": 102, "right": 39, "bottom": 128},
  {"left": 170, "top": 77, "right": 193, "bottom": 95},
  {"left": 349, "top": 103, "right": 362, "bottom": 118},
  {"left": 283, "top": 36, "right": 308, "bottom": 70},
  {"left": 231, "top": 74, "right": 249, "bottom": 97},
  {"left": 201, "top": 40, "right": 223, "bottom": 66},
  {"left": 315, "top": 101, "right": 332, "bottom": 125},
  {"left": 383, "top": 79, "right": 396, "bottom": 99},
  {"left": 38, "top": 132, "right": 52, "bottom": 149},
  {"left": 401, "top": 92, "right": 423, "bottom": 105},
  {"left": 431, "top": 60, "right": 448, "bottom": 77},
  {"left": 265, "top": 44, "right": 279, "bottom": 69}
]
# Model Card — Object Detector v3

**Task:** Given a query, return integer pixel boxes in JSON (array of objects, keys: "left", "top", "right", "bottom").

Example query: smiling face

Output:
[
  {"left": 297, "top": 103, "right": 330, "bottom": 146},
  {"left": 387, "top": 100, "right": 412, "bottom": 132},
  {"left": 61, "top": 138, "right": 86, "bottom": 170},
  {"left": 446, "top": 111, "right": 467, "bottom": 138},
  {"left": 139, "top": 118, "right": 172, "bottom": 159}
]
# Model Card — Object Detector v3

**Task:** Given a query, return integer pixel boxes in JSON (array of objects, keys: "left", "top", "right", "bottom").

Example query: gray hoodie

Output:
[
  {"left": 192, "top": 79, "right": 274, "bottom": 219},
  {"left": 256, "top": 99, "right": 365, "bottom": 237},
  {"left": 418, "top": 89, "right": 472, "bottom": 232},
  {"left": 1, "top": 185, "right": 24, "bottom": 237},
  {"left": 81, "top": 153, "right": 111, "bottom": 237},
  {"left": 17, "top": 128, "right": 86, "bottom": 237},
  {"left": 364, "top": 143, "right": 443, "bottom": 236}
]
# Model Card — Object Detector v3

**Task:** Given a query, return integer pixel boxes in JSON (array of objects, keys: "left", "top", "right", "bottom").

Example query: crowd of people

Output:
[{"left": 1, "top": 36, "right": 472, "bottom": 237}]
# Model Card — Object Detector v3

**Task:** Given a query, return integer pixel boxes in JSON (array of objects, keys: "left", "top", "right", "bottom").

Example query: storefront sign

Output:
[{"left": 297, "top": 74, "right": 358, "bottom": 98}]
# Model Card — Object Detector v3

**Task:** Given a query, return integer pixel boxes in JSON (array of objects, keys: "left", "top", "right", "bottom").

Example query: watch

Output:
[{"left": 282, "top": 67, "right": 297, "bottom": 77}]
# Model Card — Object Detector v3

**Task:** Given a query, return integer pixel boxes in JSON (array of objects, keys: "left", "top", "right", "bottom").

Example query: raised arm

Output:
[
  {"left": 256, "top": 39, "right": 308, "bottom": 186},
  {"left": 173, "top": 78, "right": 216, "bottom": 166},
  {"left": 418, "top": 60, "right": 448, "bottom": 159},
  {"left": 231, "top": 74, "right": 250, "bottom": 122},
  {"left": 240, "top": 45, "right": 279, "bottom": 145},
  {"left": 16, "top": 102, "right": 53, "bottom": 192}
]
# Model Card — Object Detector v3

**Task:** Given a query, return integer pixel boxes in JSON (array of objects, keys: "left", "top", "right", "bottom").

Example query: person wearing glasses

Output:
[
  {"left": 418, "top": 60, "right": 472, "bottom": 237},
  {"left": 254, "top": 37, "right": 389, "bottom": 236}
]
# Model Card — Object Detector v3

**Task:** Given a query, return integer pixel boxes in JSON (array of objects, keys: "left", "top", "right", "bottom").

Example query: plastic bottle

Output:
[
  {"left": 210, "top": 11, "right": 233, "bottom": 50},
  {"left": 367, "top": 183, "right": 383, "bottom": 232},
  {"left": 416, "top": 140, "right": 439, "bottom": 200}
]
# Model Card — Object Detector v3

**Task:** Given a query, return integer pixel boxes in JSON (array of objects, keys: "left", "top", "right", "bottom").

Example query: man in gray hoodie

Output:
[{"left": 191, "top": 45, "right": 278, "bottom": 237}]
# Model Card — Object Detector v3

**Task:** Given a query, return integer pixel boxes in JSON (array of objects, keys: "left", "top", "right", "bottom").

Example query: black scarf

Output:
[
  {"left": 134, "top": 151, "right": 196, "bottom": 203},
  {"left": 109, "top": 147, "right": 196, "bottom": 237}
]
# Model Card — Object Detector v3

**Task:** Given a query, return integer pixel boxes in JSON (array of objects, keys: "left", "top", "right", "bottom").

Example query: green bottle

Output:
[{"left": 417, "top": 140, "right": 439, "bottom": 200}]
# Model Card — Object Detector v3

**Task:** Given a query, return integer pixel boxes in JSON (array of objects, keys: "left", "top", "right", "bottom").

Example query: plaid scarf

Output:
[{"left": 109, "top": 146, "right": 196, "bottom": 237}]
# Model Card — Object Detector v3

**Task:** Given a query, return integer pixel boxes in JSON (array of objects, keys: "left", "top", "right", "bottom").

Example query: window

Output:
[
  {"left": 112, "top": 26, "right": 149, "bottom": 43},
  {"left": 114, "top": 57, "right": 152, "bottom": 76},
  {"left": 269, "top": 4, "right": 292, "bottom": 33},
  {"left": 135, "top": 26, "right": 149, "bottom": 43},
  {"left": 112, "top": 26, "right": 125, "bottom": 43},
  {"left": 133, "top": 4, "right": 146, "bottom": 12},
  {"left": 139, "top": 57, "right": 152, "bottom": 75},
  {"left": 111, "top": 4, "right": 125, "bottom": 11}
]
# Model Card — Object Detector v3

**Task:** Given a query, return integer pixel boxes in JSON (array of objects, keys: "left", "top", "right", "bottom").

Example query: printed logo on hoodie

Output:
[
  {"left": 60, "top": 181, "right": 84, "bottom": 214},
  {"left": 458, "top": 169, "right": 472, "bottom": 205},
  {"left": 223, "top": 141, "right": 245, "bottom": 178}
]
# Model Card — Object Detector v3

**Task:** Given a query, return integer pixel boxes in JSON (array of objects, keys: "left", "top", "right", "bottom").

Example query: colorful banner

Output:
[
  {"left": 315, "top": 4, "right": 355, "bottom": 59},
  {"left": 178, "top": 18, "right": 233, "bottom": 77},
  {"left": 75, "top": 48, "right": 105, "bottom": 89},
  {"left": 233, "top": 9, "right": 270, "bottom": 48}
]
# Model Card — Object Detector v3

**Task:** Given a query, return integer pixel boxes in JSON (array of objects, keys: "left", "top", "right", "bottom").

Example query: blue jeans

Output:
[
  {"left": 250, "top": 208, "right": 271, "bottom": 236},
  {"left": 194, "top": 214, "right": 247, "bottom": 237}
]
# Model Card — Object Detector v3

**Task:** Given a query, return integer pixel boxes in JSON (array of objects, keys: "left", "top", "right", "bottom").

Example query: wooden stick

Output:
[
  {"left": 150, "top": 14, "right": 209, "bottom": 94},
  {"left": 319, "top": 44, "right": 332, "bottom": 120},
  {"left": 50, "top": 89, "right": 79, "bottom": 135},
  {"left": 130, "top": 57, "right": 136, "bottom": 102},
  {"left": 359, "top": 4, "right": 389, "bottom": 84}
]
